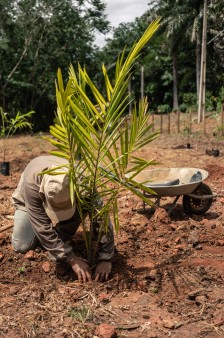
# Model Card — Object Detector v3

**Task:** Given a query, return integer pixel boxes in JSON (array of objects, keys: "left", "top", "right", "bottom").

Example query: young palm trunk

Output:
[{"left": 172, "top": 51, "right": 179, "bottom": 111}]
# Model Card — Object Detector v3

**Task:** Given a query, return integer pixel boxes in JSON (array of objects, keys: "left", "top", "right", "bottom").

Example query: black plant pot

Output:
[
  {"left": 187, "top": 143, "right": 191, "bottom": 149},
  {"left": 0, "top": 162, "right": 10, "bottom": 176},
  {"left": 212, "top": 149, "right": 219, "bottom": 157}
]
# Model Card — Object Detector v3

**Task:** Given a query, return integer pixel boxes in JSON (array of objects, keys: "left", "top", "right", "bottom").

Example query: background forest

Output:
[{"left": 0, "top": 0, "right": 223, "bottom": 132}]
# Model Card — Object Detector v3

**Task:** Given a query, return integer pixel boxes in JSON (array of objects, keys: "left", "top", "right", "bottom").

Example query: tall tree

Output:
[
  {"left": 150, "top": 0, "right": 223, "bottom": 106},
  {"left": 148, "top": 0, "right": 202, "bottom": 110},
  {"left": 0, "top": 0, "right": 109, "bottom": 130}
]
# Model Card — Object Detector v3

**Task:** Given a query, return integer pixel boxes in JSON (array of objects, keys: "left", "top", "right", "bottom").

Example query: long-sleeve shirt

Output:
[{"left": 12, "top": 155, "right": 114, "bottom": 262}]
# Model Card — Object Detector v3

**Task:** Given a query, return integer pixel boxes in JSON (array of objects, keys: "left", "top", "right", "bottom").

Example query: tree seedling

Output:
[
  {"left": 18, "top": 266, "right": 26, "bottom": 275},
  {"left": 0, "top": 107, "right": 35, "bottom": 162},
  {"left": 44, "top": 19, "right": 161, "bottom": 266}
]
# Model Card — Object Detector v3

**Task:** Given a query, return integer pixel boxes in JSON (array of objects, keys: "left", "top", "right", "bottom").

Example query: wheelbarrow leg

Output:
[
  {"left": 167, "top": 196, "right": 181, "bottom": 215},
  {"left": 143, "top": 193, "right": 160, "bottom": 212}
]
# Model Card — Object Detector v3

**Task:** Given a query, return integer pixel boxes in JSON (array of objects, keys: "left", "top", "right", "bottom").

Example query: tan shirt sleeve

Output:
[{"left": 24, "top": 180, "right": 75, "bottom": 261}]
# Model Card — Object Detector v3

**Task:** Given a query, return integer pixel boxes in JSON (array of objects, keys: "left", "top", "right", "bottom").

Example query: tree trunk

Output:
[
  {"left": 172, "top": 51, "right": 179, "bottom": 111},
  {"left": 196, "top": 32, "right": 201, "bottom": 104}
]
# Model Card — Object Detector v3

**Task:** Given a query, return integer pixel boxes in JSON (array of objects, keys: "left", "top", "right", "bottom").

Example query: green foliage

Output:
[
  {"left": 1, "top": 1, "right": 223, "bottom": 130},
  {"left": 213, "top": 87, "right": 224, "bottom": 112},
  {"left": 179, "top": 103, "right": 188, "bottom": 113},
  {"left": 150, "top": 286, "right": 159, "bottom": 293},
  {"left": 219, "top": 87, "right": 224, "bottom": 103},
  {"left": 68, "top": 306, "right": 92, "bottom": 323},
  {"left": 157, "top": 104, "right": 171, "bottom": 114},
  {"left": 0, "top": 108, "right": 35, "bottom": 138},
  {"left": 100, "top": 17, "right": 173, "bottom": 110},
  {"left": 109, "top": 0, "right": 224, "bottom": 111},
  {"left": 213, "top": 124, "right": 224, "bottom": 141},
  {"left": 205, "top": 91, "right": 217, "bottom": 112},
  {"left": 0, "top": 0, "right": 109, "bottom": 130},
  {"left": 17, "top": 266, "right": 26, "bottom": 275},
  {"left": 0, "top": 107, "right": 35, "bottom": 161},
  {"left": 44, "top": 19, "right": 161, "bottom": 264},
  {"left": 183, "top": 93, "right": 197, "bottom": 109}
]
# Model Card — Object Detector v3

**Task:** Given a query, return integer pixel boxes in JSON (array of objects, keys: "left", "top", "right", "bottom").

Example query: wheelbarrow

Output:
[{"left": 126, "top": 168, "right": 216, "bottom": 215}]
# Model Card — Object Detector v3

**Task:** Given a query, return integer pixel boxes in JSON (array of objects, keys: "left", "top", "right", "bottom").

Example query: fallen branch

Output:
[{"left": 0, "top": 224, "right": 13, "bottom": 233}]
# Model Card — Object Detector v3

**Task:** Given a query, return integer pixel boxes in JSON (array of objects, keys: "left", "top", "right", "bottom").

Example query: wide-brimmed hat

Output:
[{"left": 39, "top": 166, "right": 76, "bottom": 223}]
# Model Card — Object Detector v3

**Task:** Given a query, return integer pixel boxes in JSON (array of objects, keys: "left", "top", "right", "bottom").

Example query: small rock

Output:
[
  {"left": 195, "top": 244, "right": 202, "bottom": 250},
  {"left": 42, "top": 261, "right": 51, "bottom": 273},
  {"left": 162, "top": 319, "right": 182, "bottom": 329},
  {"left": 162, "top": 319, "right": 175, "bottom": 329},
  {"left": 95, "top": 323, "right": 117, "bottom": 338},
  {"left": 188, "top": 231, "right": 199, "bottom": 246},
  {"left": 34, "top": 247, "right": 42, "bottom": 253},
  {"left": 24, "top": 250, "right": 38, "bottom": 260},
  {"left": 152, "top": 208, "right": 170, "bottom": 224},
  {"left": 173, "top": 244, "right": 187, "bottom": 250},
  {"left": 187, "top": 289, "right": 206, "bottom": 300},
  {"left": 145, "top": 269, "right": 158, "bottom": 281},
  {"left": 98, "top": 293, "right": 110, "bottom": 304}
]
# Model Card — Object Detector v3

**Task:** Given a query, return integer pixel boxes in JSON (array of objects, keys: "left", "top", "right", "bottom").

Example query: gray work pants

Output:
[{"left": 11, "top": 209, "right": 79, "bottom": 253}]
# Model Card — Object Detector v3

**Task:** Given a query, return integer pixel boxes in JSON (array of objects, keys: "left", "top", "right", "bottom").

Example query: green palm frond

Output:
[
  {"left": 1, "top": 107, "right": 35, "bottom": 161},
  {"left": 44, "top": 19, "right": 161, "bottom": 263},
  {"left": 0, "top": 109, "right": 35, "bottom": 138}
]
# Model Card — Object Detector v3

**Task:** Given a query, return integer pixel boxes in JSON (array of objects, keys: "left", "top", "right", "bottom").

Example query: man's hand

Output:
[
  {"left": 69, "top": 255, "right": 92, "bottom": 283},
  {"left": 94, "top": 261, "right": 112, "bottom": 282}
]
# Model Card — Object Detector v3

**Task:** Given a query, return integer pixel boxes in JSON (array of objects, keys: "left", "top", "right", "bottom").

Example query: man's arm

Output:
[{"left": 24, "top": 184, "right": 74, "bottom": 261}]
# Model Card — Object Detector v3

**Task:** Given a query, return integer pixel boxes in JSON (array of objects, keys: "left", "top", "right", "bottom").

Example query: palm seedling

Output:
[
  {"left": 0, "top": 107, "right": 35, "bottom": 162},
  {"left": 44, "top": 19, "right": 161, "bottom": 265}
]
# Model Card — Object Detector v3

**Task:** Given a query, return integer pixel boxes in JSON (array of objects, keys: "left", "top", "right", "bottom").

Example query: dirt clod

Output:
[{"left": 95, "top": 323, "right": 117, "bottom": 338}]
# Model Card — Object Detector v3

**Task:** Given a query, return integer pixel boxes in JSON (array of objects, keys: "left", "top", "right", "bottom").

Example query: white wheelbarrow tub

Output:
[{"left": 125, "top": 168, "right": 209, "bottom": 197}]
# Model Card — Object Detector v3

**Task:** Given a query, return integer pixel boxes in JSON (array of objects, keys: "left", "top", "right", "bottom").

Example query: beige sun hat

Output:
[{"left": 39, "top": 166, "right": 76, "bottom": 223}]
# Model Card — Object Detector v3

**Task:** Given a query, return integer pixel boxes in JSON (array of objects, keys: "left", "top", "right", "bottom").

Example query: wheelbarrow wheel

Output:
[{"left": 183, "top": 183, "right": 213, "bottom": 215}]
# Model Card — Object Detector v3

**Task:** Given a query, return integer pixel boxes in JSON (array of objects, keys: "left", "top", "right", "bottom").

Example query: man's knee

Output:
[
  {"left": 11, "top": 237, "right": 33, "bottom": 253},
  {"left": 12, "top": 209, "right": 37, "bottom": 253}
]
